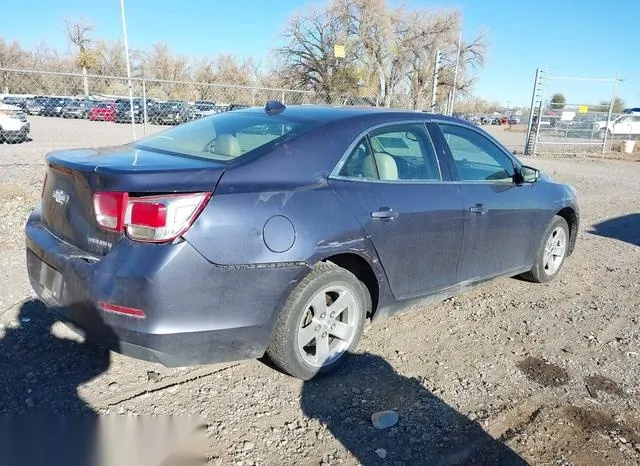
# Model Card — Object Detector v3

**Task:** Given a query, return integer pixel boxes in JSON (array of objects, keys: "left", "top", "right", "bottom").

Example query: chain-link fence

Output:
[
  {"left": 1, "top": 68, "right": 452, "bottom": 142},
  {"left": 524, "top": 71, "right": 638, "bottom": 157},
  {"left": 0, "top": 68, "right": 323, "bottom": 137}
]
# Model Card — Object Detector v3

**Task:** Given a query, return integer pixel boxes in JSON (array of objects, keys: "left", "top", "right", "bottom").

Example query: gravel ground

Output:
[{"left": 1, "top": 117, "right": 639, "bottom": 465}]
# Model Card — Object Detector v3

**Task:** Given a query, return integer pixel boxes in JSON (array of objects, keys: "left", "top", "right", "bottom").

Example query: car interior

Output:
[{"left": 340, "top": 127, "right": 441, "bottom": 181}]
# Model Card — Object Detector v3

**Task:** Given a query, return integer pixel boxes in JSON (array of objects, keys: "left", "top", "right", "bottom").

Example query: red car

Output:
[{"left": 88, "top": 102, "right": 116, "bottom": 122}]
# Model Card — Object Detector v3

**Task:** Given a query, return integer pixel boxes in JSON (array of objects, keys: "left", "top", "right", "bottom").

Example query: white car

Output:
[
  {"left": 0, "top": 103, "right": 30, "bottom": 142},
  {"left": 594, "top": 113, "right": 640, "bottom": 139}
]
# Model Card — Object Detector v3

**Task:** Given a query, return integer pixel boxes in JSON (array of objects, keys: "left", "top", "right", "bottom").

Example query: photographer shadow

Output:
[
  {"left": 589, "top": 213, "right": 640, "bottom": 246},
  {"left": 0, "top": 299, "right": 112, "bottom": 466},
  {"left": 300, "top": 353, "right": 527, "bottom": 465}
]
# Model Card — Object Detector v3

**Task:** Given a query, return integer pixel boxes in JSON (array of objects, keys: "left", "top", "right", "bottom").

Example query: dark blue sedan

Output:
[{"left": 25, "top": 103, "right": 579, "bottom": 379}]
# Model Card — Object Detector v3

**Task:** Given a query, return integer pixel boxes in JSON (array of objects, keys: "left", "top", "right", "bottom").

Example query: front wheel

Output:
[
  {"left": 266, "top": 262, "right": 368, "bottom": 380},
  {"left": 521, "top": 215, "right": 569, "bottom": 283}
]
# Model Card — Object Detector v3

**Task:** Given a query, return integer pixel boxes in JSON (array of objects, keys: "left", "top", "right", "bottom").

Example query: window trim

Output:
[
  {"left": 330, "top": 120, "right": 448, "bottom": 184},
  {"left": 430, "top": 119, "right": 522, "bottom": 184}
]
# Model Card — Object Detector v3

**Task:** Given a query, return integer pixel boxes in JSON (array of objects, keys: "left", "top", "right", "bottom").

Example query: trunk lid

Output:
[{"left": 42, "top": 145, "right": 225, "bottom": 256}]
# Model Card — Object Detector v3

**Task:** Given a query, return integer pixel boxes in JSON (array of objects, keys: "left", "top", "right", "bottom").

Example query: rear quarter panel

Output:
[{"left": 183, "top": 118, "right": 394, "bottom": 300}]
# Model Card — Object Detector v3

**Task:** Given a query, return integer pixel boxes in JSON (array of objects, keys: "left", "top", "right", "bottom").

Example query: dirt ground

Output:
[{"left": 1, "top": 117, "right": 639, "bottom": 465}]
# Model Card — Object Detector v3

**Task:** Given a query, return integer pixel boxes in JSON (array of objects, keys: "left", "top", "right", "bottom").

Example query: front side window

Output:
[
  {"left": 438, "top": 123, "right": 515, "bottom": 182},
  {"left": 338, "top": 123, "right": 441, "bottom": 181}
]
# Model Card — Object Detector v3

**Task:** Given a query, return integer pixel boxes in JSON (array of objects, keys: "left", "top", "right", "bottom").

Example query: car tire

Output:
[
  {"left": 521, "top": 215, "right": 570, "bottom": 283},
  {"left": 266, "top": 261, "right": 369, "bottom": 380}
]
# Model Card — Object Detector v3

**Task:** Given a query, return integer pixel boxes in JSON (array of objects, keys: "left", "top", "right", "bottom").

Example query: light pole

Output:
[
  {"left": 120, "top": 0, "right": 136, "bottom": 140},
  {"left": 449, "top": 31, "right": 462, "bottom": 116}
]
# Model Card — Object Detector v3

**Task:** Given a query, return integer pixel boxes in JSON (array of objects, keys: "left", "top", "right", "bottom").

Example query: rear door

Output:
[
  {"left": 330, "top": 122, "right": 465, "bottom": 300},
  {"left": 431, "top": 122, "right": 544, "bottom": 282}
]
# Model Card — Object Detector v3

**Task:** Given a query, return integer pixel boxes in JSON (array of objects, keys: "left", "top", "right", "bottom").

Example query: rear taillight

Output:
[
  {"left": 92, "top": 191, "right": 210, "bottom": 243},
  {"left": 93, "top": 192, "right": 129, "bottom": 231}
]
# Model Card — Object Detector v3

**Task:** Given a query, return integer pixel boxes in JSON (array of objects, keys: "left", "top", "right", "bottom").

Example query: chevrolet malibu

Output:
[{"left": 25, "top": 103, "right": 579, "bottom": 379}]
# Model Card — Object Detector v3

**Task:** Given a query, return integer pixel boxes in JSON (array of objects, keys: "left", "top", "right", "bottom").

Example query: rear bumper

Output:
[{"left": 25, "top": 205, "right": 309, "bottom": 367}]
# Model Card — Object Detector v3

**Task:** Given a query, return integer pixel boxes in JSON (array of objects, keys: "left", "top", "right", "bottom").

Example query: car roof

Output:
[{"left": 231, "top": 104, "right": 455, "bottom": 124}]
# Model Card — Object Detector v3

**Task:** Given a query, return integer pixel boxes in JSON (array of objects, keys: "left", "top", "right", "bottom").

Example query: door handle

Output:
[
  {"left": 371, "top": 207, "right": 398, "bottom": 219},
  {"left": 469, "top": 203, "right": 488, "bottom": 215}
]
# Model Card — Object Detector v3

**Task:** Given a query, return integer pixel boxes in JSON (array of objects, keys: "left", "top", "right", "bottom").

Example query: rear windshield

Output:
[{"left": 134, "top": 111, "right": 317, "bottom": 162}]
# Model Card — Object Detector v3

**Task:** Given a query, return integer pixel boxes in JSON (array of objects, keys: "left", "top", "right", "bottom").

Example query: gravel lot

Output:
[{"left": 1, "top": 116, "right": 639, "bottom": 465}]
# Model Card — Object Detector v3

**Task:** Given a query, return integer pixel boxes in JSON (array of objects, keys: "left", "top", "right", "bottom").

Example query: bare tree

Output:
[
  {"left": 276, "top": 7, "right": 359, "bottom": 101},
  {"left": 65, "top": 19, "right": 97, "bottom": 95},
  {"left": 142, "top": 43, "right": 190, "bottom": 98},
  {"left": 283, "top": 0, "right": 487, "bottom": 109}
]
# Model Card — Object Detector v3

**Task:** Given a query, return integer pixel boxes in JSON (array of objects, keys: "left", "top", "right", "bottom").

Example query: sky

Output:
[{"left": 2, "top": 0, "right": 638, "bottom": 107}]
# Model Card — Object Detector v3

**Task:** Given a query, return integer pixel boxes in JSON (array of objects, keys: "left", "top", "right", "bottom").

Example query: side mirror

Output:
[{"left": 520, "top": 165, "right": 540, "bottom": 183}]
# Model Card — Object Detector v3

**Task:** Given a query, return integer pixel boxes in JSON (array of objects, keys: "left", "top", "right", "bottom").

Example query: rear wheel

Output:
[
  {"left": 521, "top": 215, "right": 569, "bottom": 283},
  {"left": 266, "top": 262, "right": 368, "bottom": 380}
]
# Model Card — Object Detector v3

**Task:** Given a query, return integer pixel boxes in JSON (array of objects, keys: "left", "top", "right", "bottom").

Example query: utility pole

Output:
[
  {"left": 120, "top": 0, "right": 136, "bottom": 140},
  {"left": 449, "top": 31, "right": 462, "bottom": 116}
]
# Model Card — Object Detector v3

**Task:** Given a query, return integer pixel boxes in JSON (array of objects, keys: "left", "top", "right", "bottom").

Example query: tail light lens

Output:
[
  {"left": 93, "top": 192, "right": 129, "bottom": 231},
  {"left": 92, "top": 191, "right": 210, "bottom": 243}
]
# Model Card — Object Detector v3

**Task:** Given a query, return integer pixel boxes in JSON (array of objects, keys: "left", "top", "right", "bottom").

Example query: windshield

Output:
[{"left": 134, "top": 111, "right": 317, "bottom": 162}]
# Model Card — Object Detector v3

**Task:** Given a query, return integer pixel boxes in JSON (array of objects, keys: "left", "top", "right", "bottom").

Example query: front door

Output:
[
  {"left": 433, "top": 122, "right": 544, "bottom": 282},
  {"left": 330, "top": 123, "right": 465, "bottom": 300}
]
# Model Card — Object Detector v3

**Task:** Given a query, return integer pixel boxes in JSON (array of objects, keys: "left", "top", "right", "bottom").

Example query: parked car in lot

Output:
[
  {"left": 25, "top": 103, "right": 579, "bottom": 379},
  {"left": 193, "top": 102, "right": 220, "bottom": 119},
  {"left": 42, "top": 97, "right": 74, "bottom": 117},
  {"left": 25, "top": 98, "right": 44, "bottom": 115},
  {"left": 594, "top": 113, "right": 640, "bottom": 139},
  {"left": 553, "top": 116, "right": 601, "bottom": 139},
  {"left": 0, "top": 103, "right": 30, "bottom": 142},
  {"left": 225, "top": 103, "right": 251, "bottom": 112},
  {"left": 114, "top": 98, "right": 158, "bottom": 123},
  {"left": 88, "top": 101, "right": 116, "bottom": 122},
  {"left": 2, "top": 96, "right": 28, "bottom": 111},
  {"left": 62, "top": 100, "right": 96, "bottom": 119},
  {"left": 148, "top": 100, "right": 194, "bottom": 125}
]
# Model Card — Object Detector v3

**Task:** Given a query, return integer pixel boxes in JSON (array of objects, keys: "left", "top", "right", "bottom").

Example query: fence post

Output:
[
  {"left": 602, "top": 73, "right": 619, "bottom": 157},
  {"left": 82, "top": 67, "right": 89, "bottom": 97},
  {"left": 431, "top": 50, "right": 441, "bottom": 111},
  {"left": 281, "top": 90, "right": 285, "bottom": 104},
  {"left": 142, "top": 79, "right": 148, "bottom": 136},
  {"left": 524, "top": 68, "right": 541, "bottom": 156}
]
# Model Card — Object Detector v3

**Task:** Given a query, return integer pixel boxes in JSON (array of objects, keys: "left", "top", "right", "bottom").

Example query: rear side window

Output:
[
  {"left": 338, "top": 123, "right": 441, "bottom": 181},
  {"left": 339, "top": 139, "right": 376, "bottom": 179},
  {"left": 134, "top": 112, "right": 317, "bottom": 162}
]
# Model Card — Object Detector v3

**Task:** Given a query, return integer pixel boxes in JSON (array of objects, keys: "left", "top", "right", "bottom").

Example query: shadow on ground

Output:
[
  {"left": 300, "top": 353, "right": 527, "bottom": 465},
  {"left": 589, "top": 213, "right": 640, "bottom": 246},
  {"left": 0, "top": 299, "right": 111, "bottom": 414},
  {"left": 0, "top": 299, "right": 110, "bottom": 465},
  {"left": 0, "top": 299, "right": 207, "bottom": 466}
]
